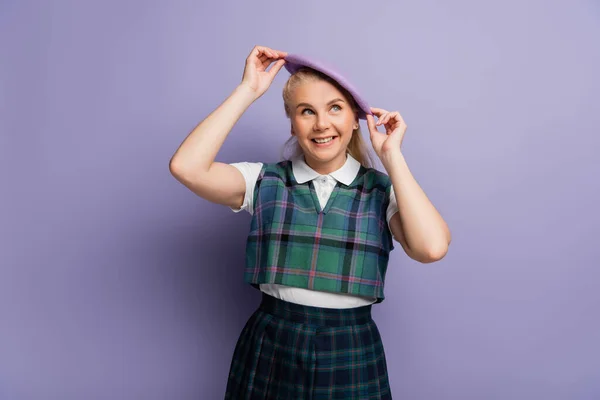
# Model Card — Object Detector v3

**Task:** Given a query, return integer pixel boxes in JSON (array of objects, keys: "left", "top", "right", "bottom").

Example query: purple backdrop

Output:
[{"left": 1, "top": 0, "right": 599, "bottom": 399}]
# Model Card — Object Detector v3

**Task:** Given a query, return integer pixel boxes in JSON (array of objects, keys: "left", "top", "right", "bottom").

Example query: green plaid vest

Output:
[{"left": 245, "top": 160, "right": 395, "bottom": 303}]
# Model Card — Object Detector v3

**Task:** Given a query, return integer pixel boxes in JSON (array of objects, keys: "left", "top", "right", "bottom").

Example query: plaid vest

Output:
[{"left": 245, "top": 160, "right": 395, "bottom": 303}]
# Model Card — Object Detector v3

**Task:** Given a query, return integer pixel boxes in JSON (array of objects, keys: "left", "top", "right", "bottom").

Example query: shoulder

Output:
[
  {"left": 358, "top": 166, "right": 392, "bottom": 188},
  {"left": 229, "top": 161, "right": 264, "bottom": 183},
  {"left": 229, "top": 161, "right": 264, "bottom": 174},
  {"left": 258, "top": 159, "right": 293, "bottom": 179},
  {"left": 229, "top": 160, "right": 294, "bottom": 185}
]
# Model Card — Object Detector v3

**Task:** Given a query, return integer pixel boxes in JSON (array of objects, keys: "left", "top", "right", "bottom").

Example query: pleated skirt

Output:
[{"left": 224, "top": 292, "right": 392, "bottom": 399}]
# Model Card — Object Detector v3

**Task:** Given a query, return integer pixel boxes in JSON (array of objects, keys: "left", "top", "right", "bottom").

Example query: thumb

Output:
[
  {"left": 268, "top": 59, "right": 286, "bottom": 78},
  {"left": 366, "top": 115, "right": 378, "bottom": 137}
]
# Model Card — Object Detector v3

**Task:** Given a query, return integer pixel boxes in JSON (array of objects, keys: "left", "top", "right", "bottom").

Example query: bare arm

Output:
[
  {"left": 367, "top": 108, "right": 451, "bottom": 263},
  {"left": 385, "top": 157, "right": 451, "bottom": 264},
  {"left": 169, "top": 84, "right": 258, "bottom": 208},
  {"left": 169, "top": 45, "right": 287, "bottom": 208}
]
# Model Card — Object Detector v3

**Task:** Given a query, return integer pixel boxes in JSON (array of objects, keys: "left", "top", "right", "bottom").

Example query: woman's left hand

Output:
[{"left": 366, "top": 107, "right": 407, "bottom": 158}]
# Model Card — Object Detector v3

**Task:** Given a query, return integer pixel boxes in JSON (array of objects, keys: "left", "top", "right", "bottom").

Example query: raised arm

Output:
[{"left": 169, "top": 45, "right": 287, "bottom": 209}]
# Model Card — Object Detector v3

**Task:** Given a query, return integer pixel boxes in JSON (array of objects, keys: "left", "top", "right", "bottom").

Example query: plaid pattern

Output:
[
  {"left": 225, "top": 293, "right": 392, "bottom": 399},
  {"left": 245, "top": 160, "right": 395, "bottom": 302}
]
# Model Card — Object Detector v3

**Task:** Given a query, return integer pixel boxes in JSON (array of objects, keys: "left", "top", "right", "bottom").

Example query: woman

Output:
[{"left": 169, "top": 45, "right": 451, "bottom": 399}]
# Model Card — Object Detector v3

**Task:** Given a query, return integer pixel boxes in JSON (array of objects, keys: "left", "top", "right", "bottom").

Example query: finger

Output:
[
  {"left": 256, "top": 46, "right": 276, "bottom": 59},
  {"left": 384, "top": 111, "right": 402, "bottom": 125},
  {"left": 387, "top": 113, "right": 404, "bottom": 130},
  {"left": 369, "top": 107, "right": 382, "bottom": 116},
  {"left": 260, "top": 50, "right": 286, "bottom": 64},
  {"left": 377, "top": 113, "right": 389, "bottom": 125},
  {"left": 259, "top": 53, "right": 281, "bottom": 68},
  {"left": 268, "top": 59, "right": 286, "bottom": 77},
  {"left": 250, "top": 45, "right": 260, "bottom": 57},
  {"left": 386, "top": 110, "right": 398, "bottom": 119},
  {"left": 370, "top": 107, "right": 389, "bottom": 115},
  {"left": 263, "top": 46, "right": 287, "bottom": 58},
  {"left": 247, "top": 47, "right": 260, "bottom": 64},
  {"left": 366, "top": 115, "right": 378, "bottom": 134},
  {"left": 250, "top": 49, "right": 272, "bottom": 66},
  {"left": 262, "top": 50, "right": 276, "bottom": 59},
  {"left": 389, "top": 111, "right": 403, "bottom": 122},
  {"left": 268, "top": 48, "right": 288, "bottom": 58},
  {"left": 370, "top": 109, "right": 385, "bottom": 118},
  {"left": 384, "top": 117, "right": 398, "bottom": 130},
  {"left": 260, "top": 46, "right": 276, "bottom": 56},
  {"left": 253, "top": 46, "right": 272, "bottom": 61},
  {"left": 383, "top": 112, "right": 396, "bottom": 125},
  {"left": 266, "top": 48, "right": 282, "bottom": 59},
  {"left": 397, "top": 113, "right": 406, "bottom": 125}
]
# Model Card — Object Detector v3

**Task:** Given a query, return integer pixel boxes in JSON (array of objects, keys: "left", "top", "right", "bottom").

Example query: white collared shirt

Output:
[{"left": 230, "top": 153, "right": 399, "bottom": 309}]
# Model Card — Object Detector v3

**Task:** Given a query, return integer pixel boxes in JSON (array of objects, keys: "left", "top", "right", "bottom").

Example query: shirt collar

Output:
[{"left": 291, "top": 153, "right": 361, "bottom": 185}]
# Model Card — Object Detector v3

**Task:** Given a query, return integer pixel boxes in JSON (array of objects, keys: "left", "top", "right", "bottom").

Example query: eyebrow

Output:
[{"left": 296, "top": 98, "right": 346, "bottom": 109}]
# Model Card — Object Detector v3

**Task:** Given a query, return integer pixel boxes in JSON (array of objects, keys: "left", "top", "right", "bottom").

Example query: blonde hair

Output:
[{"left": 280, "top": 67, "right": 376, "bottom": 169}]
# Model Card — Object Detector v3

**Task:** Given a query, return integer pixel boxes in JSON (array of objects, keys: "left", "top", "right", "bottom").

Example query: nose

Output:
[{"left": 314, "top": 114, "right": 331, "bottom": 131}]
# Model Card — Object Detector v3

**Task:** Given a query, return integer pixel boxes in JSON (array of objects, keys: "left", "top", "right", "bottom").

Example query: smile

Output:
[{"left": 311, "top": 136, "right": 337, "bottom": 146}]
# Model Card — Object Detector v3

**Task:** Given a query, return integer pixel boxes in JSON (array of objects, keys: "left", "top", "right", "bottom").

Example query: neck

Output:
[{"left": 303, "top": 152, "right": 348, "bottom": 175}]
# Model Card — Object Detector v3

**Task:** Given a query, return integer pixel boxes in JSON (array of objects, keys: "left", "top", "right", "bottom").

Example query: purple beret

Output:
[{"left": 283, "top": 54, "right": 372, "bottom": 120}]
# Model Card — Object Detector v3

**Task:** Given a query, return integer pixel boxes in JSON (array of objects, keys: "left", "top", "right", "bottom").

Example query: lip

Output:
[
  {"left": 311, "top": 136, "right": 338, "bottom": 147},
  {"left": 311, "top": 135, "right": 337, "bottom": 140}
]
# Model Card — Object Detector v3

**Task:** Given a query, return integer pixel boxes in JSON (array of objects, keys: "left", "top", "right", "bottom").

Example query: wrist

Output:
[
  {"left": 233, "top": 83, "right": 261, "bottom": 103},
  {"left": 379, "top": 148, "right": 404, "bottom": 165}
]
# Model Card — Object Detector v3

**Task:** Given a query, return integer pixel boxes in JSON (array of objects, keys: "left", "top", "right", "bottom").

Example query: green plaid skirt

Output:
[{"left": 224, "top": 292, "right": 392, "bottom": 399}]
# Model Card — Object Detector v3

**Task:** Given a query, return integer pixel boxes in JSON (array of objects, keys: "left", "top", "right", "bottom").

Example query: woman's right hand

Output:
[{"left": 240, "top": 45, "right": 287, "bottom": 99}]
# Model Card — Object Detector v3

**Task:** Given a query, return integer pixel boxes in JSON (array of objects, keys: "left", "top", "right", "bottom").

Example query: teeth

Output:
[{"left": 314, "top": 137, "right": 334, "bottom": 144}]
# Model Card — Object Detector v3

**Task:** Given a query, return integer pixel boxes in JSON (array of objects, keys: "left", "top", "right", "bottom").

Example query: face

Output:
[{"left": 289, "top": 79, "right": 359, "bottom": 174}]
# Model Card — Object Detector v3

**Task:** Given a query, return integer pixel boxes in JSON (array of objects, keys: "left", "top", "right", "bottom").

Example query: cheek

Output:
[
  {"left": 292, "top": 119, "right": 306, "bottom": 131},
  {"left": 340, "top": 118, "right": 356, "bottom": 131},
  {"left": 291, "top": 120, "right": 311, "bottom": 137},
  {"left": 339, "top": 111, "right": 356, "bottom": 127}
]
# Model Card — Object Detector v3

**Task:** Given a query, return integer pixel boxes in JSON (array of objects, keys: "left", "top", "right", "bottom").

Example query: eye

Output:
[
  {"left": 301, "top": 108, "right": 314, "bottom": 115},
  {"left": 331, "top": 104, "right": 342, "bottom": 112}
]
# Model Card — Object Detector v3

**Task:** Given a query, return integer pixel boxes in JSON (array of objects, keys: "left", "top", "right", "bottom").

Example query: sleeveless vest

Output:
[{"left": 244, "top": 160, "right": 395, "bottom": 303}]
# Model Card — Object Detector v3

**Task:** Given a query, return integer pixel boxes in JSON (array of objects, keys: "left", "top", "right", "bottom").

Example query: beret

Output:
[{"left": 283, "top": 54, "right": 372, "bottom": 120}]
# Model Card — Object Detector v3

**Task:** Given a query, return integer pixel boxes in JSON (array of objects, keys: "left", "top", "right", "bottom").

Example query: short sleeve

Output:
[
  {"left": 229, "top": 162, "right": 263, "bottom": 215},
  {"left": 386, "top": 184, "right": 400, "bottom": 240}
]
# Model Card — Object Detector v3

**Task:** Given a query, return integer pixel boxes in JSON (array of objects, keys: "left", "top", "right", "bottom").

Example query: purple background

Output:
[{"left": 1, "top": 0, "right": 599, "bottom": 399}]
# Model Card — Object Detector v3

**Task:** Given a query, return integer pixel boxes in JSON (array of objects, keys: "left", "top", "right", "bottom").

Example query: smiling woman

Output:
[
  {"left": 169, "top": 45, "right": 450, "bottom": 399},
  {"left": 281, "top": 67, "right": 375, "bottom": 174}
]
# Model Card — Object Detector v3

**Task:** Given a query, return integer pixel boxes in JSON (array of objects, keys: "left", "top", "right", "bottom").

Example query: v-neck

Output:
[{"left": 308, "top": 180, "right": 341, "bottom": 214}]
